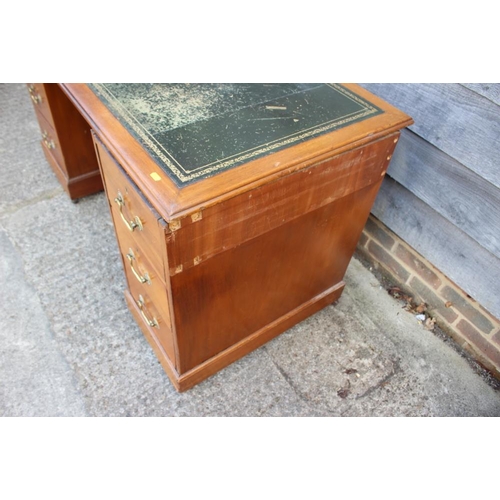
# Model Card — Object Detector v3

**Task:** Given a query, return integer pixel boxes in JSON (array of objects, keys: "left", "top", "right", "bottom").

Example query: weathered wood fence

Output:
[{"left": 360, "top": 83, "right": 500, "bottom": 319}]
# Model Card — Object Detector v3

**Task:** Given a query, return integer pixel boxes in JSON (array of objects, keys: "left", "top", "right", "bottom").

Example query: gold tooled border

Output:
[{"left": 90, "top": 83, "right": 381, "bottom": 183}]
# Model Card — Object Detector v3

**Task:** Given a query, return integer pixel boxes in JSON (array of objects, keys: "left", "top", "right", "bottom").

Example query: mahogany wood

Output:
[
  {"left": 94, "top": 137, "right": 167, "bottom": 279},
  {"left": 35, "top": 110, "right": 66, "bottom": 169},
  {"left": 126, "top": 282, "right": 345, "bottom": 392},
  {"left": 31, "top": 83, "right": 413, "bottom": 391},
  {"left": 28, "top": 83, "right": 54, "bottom": 124},
  {"left": 165, "top": 134, "right": 398, "bottom": 275},
  {"left": 61, "top": 84, "right": 412, "bottom": 219},
  {"left": 125, "top": 290, "right": 180, "bottom": 389},
  {"left": 28, "top": 83, "right": 103, "bottom": 199},
  {"left": 126, "top": 266, "right": 176, "bottom": 364},
  {"left": 171, "top": 179, "right": 385, "bottom": 372}
]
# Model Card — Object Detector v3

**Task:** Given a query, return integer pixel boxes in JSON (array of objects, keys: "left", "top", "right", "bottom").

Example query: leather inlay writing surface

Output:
[{"left": 89, "top": 84, "right": 383, "bottom": 186}]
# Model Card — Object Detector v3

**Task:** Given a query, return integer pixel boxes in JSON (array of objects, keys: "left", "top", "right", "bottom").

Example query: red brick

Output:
[
  {"left": 364, "top": 217, "right": 395, "bottom": 250},
  {"left": 479, "top": 305, "right": 500, "bottom": 325},
  {"left": 358, "top": 232, "right": 368, "bottom": 248},
  {"left": 441, "top": 286, "right": 494, "bottom": 334},
  {"left": 409, "top": 277, "right": 458, "bottom": 323},
  {"left": 394, "top": 244, "right": 442, "bottom": 290},
  {"left": 456, "top": 320, "right": 500, "bottom": 367},
  {"left": 492, "top": 330, "right": 500, "bottom": 347},
  {"left": 367, "top": 240, "right": 410, "bottom": 282}
]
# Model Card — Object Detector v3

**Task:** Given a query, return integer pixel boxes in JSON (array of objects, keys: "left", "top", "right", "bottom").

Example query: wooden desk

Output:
[{"left": 27, "top": 83, "right": 412, "bottom": 391}]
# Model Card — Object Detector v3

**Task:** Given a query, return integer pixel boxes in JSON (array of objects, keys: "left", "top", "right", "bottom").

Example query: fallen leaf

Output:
[
  {"left": 424, "top": 317, "right": 436, "bottom": 331},
  {"left": 445, "top": 301, "right": 453, "bottom": 308},
  {"left": 345, "top": 369, "right": 358, "bottom": 375},
  {"left": 388, "top": 286, "right": 402, "bottom": 298},
  {"left": 415, "top": 303, "right": 427, "bottom": 314},
  {"left": 389, "top": 286, "right": 422, "bottom": 313},
  {"left": 337, "top": 389, "right": 350, "bottom": 399}
]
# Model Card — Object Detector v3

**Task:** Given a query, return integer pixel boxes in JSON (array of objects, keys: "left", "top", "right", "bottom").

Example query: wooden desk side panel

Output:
[
  {"left": 33, "top": 84, "right": 103, "bottom": 199},
  {"left": 171, "top": 179, "right": 384, "bottom": 374},
  {"left": 166, "top": 134, "right": 398, "bottom": 275}
]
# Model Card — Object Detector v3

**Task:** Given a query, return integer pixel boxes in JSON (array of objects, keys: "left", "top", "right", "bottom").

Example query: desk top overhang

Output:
[{"left": 61, "top": 83, "right": 413, "bottom": 221}]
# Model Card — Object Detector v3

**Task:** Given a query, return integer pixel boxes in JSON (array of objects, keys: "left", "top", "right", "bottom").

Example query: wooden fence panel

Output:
[
  {"left": 372, "top": 177, "right": 500, "bottom": 318},
  {"left": 389, "top": 129, "right": 500, "bottom": 257},
  {"left": 361, "top": 83, "right": 500, "bottom": 189}
]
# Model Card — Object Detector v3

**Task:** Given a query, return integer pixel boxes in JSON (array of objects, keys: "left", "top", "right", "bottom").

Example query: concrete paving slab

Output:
[
  {"left": 0, "top": 83, "right": 61, "bottom": 214},
  {"left": 1, "top": 191, "right": 319, "bottom": 416},
  {"left": 1, "top": 82, "right": 500, "bottom": 417},
  {"left": 0, "top": 227, "right": 88, "bottom": 416}
]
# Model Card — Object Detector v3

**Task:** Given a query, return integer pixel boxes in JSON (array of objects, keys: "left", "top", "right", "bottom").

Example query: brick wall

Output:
[{"left": 357, "top": 215, "right": 500, "bottom": 377}]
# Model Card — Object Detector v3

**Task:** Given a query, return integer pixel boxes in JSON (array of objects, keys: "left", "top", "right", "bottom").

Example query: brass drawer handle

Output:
[
  {"left": 114, "top": 192, "right": 143, "bottom": 232},
  {"left": 126, "top": 249, "right": 151, "bottom": 285},
  {"left": 28, "top": 85, "right": 42, "bottom": 104},
  {"left": 137, "top": 295, "right": 159, "bottom": 328},
  {"left": 42, "top": 131, "right": 55, "bottom": 149}
]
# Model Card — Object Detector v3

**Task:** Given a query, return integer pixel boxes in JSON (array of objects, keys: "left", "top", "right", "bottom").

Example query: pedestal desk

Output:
[{"left": 27, "top": 83, "right": 412, "bottom": 391}]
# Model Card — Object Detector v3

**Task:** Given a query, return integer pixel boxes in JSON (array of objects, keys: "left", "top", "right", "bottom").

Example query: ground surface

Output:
[{"left": 1, "top": 83, "right": 500, "bottom": 417}]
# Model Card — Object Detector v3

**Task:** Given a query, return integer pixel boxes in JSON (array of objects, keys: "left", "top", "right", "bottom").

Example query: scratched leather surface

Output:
[{"left": 89, "top": 83, "right": 383, "bottom": 186}]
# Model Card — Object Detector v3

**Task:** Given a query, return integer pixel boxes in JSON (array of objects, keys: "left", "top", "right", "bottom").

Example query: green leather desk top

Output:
[{"left": 89, "top": 83, "right": 383, "bottom": 187}]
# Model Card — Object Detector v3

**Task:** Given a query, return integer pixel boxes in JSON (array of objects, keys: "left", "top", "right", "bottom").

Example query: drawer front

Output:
[
  {"left": 118, "top": 229, "right": 170, "bottom": 325},
  {"left": 127, "top": 269, "right": 176, "bottom": 365},
  {"left": 36, "top": 110, "right": 66, "bottom": 170},
  {"left": 112, "top": 199, "right": 167, "bottom": 285},
  {"left": 27, "top": 83, "right": 54, "bottom": 125},
  {"left": 93, "top": 136, "right": 166, "bottom": 278}
]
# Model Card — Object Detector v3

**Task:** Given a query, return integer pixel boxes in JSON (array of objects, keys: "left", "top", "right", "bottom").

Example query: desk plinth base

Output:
[{"left": 125, "top": 281, "right": 344, "bottom": 392}]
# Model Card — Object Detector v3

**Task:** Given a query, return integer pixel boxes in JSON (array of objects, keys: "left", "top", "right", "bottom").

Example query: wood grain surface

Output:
[
  {"left": 461, "top": 83, "right": 500, "bottom": 106},
  {"left": 372, "top": 177, "right": 500, "bottom": 319},
  {"left": 166, "top": 134, "right": 398, "bottom": 274},
  {"left": 361, "top": 83, "right": 500, "bottom": 189},
  {"left": 29, "top": 84, "right": 103, "bottom": 199},
  {"left": 62, "top": 83, "right": 412, "bottom": 220},
  {"left": 41, "top": 83, "right": 413, "bottom": 390},
  {"left": 389, "top": 129, "right": 500, "bottom": 257},
  {"left": 172, "top": 180, "right": 385, "bottom": 373}
]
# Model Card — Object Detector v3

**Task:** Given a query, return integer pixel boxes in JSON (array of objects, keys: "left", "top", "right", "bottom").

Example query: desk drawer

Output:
[
  {"left": 118, "top": 224, "right": 168, "bottom": 303},
  {"left": 127, "top": 269, "right": 175, "bottom": 365},
  {"left": 123, "top": 244, "right": 171, "bottom": 330},
  {"left": 27, "top": 83, "right": 54, "bottom": 125},
  {"left": 36, "top": 110, "right": 66, "bottom": 171},
  {"left": 112, "top": 199, "right": 166, "bottom": 284},
  {"left": 93, "top": 135, "right": 167, "bottom": 277}
]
